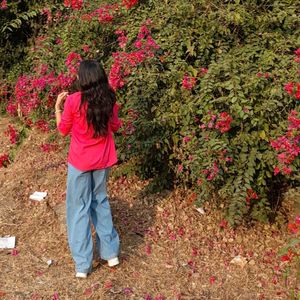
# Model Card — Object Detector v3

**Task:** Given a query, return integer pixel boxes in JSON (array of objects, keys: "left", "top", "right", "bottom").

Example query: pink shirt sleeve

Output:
[
  {"left": 110, "top": 103, "right": 122, "bottom": 133},
  {"left": 58, "top": 95, "right": 73, "bottom": 136}
]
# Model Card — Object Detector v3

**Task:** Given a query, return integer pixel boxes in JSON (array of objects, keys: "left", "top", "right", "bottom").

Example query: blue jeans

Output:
[{"left": 66, "top": 163, "right": 119, "bottom": 273}]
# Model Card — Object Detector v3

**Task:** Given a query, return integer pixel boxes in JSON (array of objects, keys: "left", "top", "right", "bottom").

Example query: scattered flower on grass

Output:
[
  {"left": 123, "top": 287, "right": 133, "bottom": 295},
  {"left": 219, "top": 219, "right": 228, "bottom": 229},
  {"left": 209, "top": 276, "right": 216, "bottom": 284},
  {"left": 53, "top": 292, "right": 59, "bottom": 300},
  {"left": 40, "top": 143, "right": 57, "bottom": 152},
  {"left": 0, "top": 154, "right": 9, "bottom": 168},
  {"left": 145, "top": 244, "right": 152, "bottom": 255},
  {"left": 5, "top": 125, "right": 19, "bottom": 144},
  {"left": 83, "top": 288, "right": 93, "bottom": 297},
  {"left": 11, "top": 249, "right": 18, "bottom": 256},
  {"left": 104, "top": 280, "right": 113, "bottom": 289}
]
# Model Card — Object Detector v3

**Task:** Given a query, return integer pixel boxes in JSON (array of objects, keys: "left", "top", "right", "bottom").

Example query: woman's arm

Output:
[
  {"left": 55, "top": 92, "right": 68, "bottom": 127},
  {"left": 56, "top": 91, "right": 74, "bottom": 136}
]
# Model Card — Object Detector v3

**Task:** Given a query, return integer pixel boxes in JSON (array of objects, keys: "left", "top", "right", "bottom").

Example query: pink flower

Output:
[
  {"left": 104, "top": 281, "right": 113, "bottom": 289},
  {"left": 56, "top": 38, "right": 63, "bottom": 44},
  {"left": 134, "top": 40, "right": 143, "bottom": 49},
  {"left": 83, "top": 288, "right": 93, "bottom": 297},
  {"left": 209, "top": 276, "right": 216, "bottom": 284},
  {"left": 219, "top": 219, "right": 228, "bottom": 229},
  {"left": 169, "top": 232, "right": 177, "bottom": 241},
  {"left": 177, "top": 164, "right": 183, "bottom": 173},
  {"left": 295, "top": 84, "right": 300, "bottom": 99},
  {"left": 287, "top": 110, "right": 300, "bottom": 130},
  {"left": 145, "top": 244, "right": 151, "bottom": 255},
  {"left": 288, "top": 223, "right": 299, "bottom": 234},
  {"left": 274, "top": 166, "right": 280, "bottom": 176},
  {"left": 182, "top": 74, "right": 196, "bottom": 90},
  {"left": 225, "top": 156, "right": 233, "bottom": 162},
  {"left": 178, "top": 227, "right": 184, "bottom": 236},
  {"left": 53, "top": 292, "right": 59, "bottom": 300},
  {"left": 66, "top": 52, "right": 82, "bottom": 74},
  {"left": 108, "top": 24, "right": 159, "bottom": 90},
  {"left": 281, "top": 254, "right": 292, "bottom": 262},
  {"left": 294, "top": 48, "right": 300, "bottom": 57},
  {"left": 122, "top": 0, "right": 138, "bottom": 9},
  {"left": 96, "top": 7, "right": 114, "bottom": 23},
  {"left": 0, "top": 0, "right": 7, "bottom": 10},
  {"left": 35, "top": 120, "right": 49, "bottom": 132},
  {"left": 295, "top": 215, "right": 300, "bottom": 226},
  {"left": 246, "top": 189, "right": 259, "bottom": 203},
  {"left": 115, "top": 30, "right": 128, "bottom": 49},
  {"left": 63, "top": 0, "right": 83, "bottom": 10},
  {"left": 0, "top": 154, "right": 9, "bottom": 168},
  {"left": 82, "top": 45, "right": 90, "bottom": 53},
  {"left": 40, "top": 143, "right": 57, "bottom": 152},
  {"left": 192, "top": 247, "right": 198, "bottom": 256},
  {"left": 11, "top": 249, "right": 18, "bottom": 256},
  {"left": 215, "top": 112, "right": 233, "bottom": 133},
  {"left": 123, "top": 287, "right": 133, "bottom": 295},
  {"left": 201, "top": 67, "right": 208, "bottom": 74},
  {"left": 5, "top": 125, "right": 19, "bottom": 144},
  {"left": 183, "top": 136, "right": 191, "bottom": 143},
  {"left": 284, "top": 82, "right": 294, "bottom": 95},
  {"left": 282, "top": 166, "right": 292, "bottom": 175}
]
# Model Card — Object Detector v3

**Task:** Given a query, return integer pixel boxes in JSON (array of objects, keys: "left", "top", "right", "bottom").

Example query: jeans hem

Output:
[
  {"left": 75, "top": 266, "right": 92, "bottom": 274},
  {"left": 101, "top": 253, "right": 119, "bottom": 261}
]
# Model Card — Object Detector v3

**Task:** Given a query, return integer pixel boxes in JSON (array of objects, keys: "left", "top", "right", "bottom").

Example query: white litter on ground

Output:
[
  {"left": 195, "top": 207, "right": 205, "bottom": 215},
  {"left": 47, "top": 259, "right": 53, "bottom": 266},
  {"left": 29, "top": 191, "right": 47, "bottom": 201},
  {"left": 0, "top": 236, "right": 16, "bottom": 249},
  {"left": 230, "top": 255, "right": 248, "bottom": 268}
]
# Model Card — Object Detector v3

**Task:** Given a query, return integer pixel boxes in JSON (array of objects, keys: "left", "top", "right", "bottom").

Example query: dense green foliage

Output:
[
  {"left": 0, "top": 0, "right": 63, "bottom": 78},
  {"left": 1, "top": 0, "right": 299, "bottom": 225}
]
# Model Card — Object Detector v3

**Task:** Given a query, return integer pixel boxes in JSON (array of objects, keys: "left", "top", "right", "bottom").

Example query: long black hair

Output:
[{"left": 78, "top": 60, "right": 116, "bottom": 137}]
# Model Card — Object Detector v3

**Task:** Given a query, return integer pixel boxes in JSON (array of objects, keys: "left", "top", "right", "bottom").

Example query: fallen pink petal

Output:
[{"left": 11, "top": 249, "right": 18, "bottom": 256}]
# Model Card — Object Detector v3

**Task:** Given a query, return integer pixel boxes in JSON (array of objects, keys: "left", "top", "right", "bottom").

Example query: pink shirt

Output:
[{"left": 58, "top": 91, "right": 121, "bottom": 171}]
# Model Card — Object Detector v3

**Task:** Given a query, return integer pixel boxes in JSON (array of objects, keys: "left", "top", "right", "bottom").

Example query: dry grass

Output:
[{"left": 0, "top": 117, "right": 298, "bottom": 299}]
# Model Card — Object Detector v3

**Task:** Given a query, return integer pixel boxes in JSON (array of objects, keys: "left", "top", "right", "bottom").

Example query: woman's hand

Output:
[{"left": 55, "top": 91, "right": 68, "bottom": 111}]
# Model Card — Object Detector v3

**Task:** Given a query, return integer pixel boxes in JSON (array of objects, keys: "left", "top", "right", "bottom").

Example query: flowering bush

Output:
[{"left": 112, "top": 0, "right": 300, "bottom": 224}]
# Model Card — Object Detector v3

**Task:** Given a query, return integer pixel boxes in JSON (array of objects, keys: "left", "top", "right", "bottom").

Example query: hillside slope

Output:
[{"left": 0, "top": 116, "right": 298, "bottom": 299}]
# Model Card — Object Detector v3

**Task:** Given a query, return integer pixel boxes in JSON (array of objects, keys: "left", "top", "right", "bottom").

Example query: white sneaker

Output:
[
  {"left": 108, "top": 257, "right": 119, "bottom": 267},
  {"left": 76, "top": 272, "right": 87, "bottom": 278}
]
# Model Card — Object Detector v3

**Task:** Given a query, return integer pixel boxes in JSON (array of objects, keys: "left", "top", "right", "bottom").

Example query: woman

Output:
[{"left": 55, "top": 60, "right": 121, "bottom": 278}]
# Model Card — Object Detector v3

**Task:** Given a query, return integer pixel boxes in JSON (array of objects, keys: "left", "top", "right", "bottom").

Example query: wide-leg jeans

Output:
[{"left": 66, "top": 163, "right": 120, "bottom": 273}]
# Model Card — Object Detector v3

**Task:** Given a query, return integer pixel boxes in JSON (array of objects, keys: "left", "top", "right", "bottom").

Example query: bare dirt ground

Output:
[{"left": 0, "top": 116, "right": 299, "bottom": 300}]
